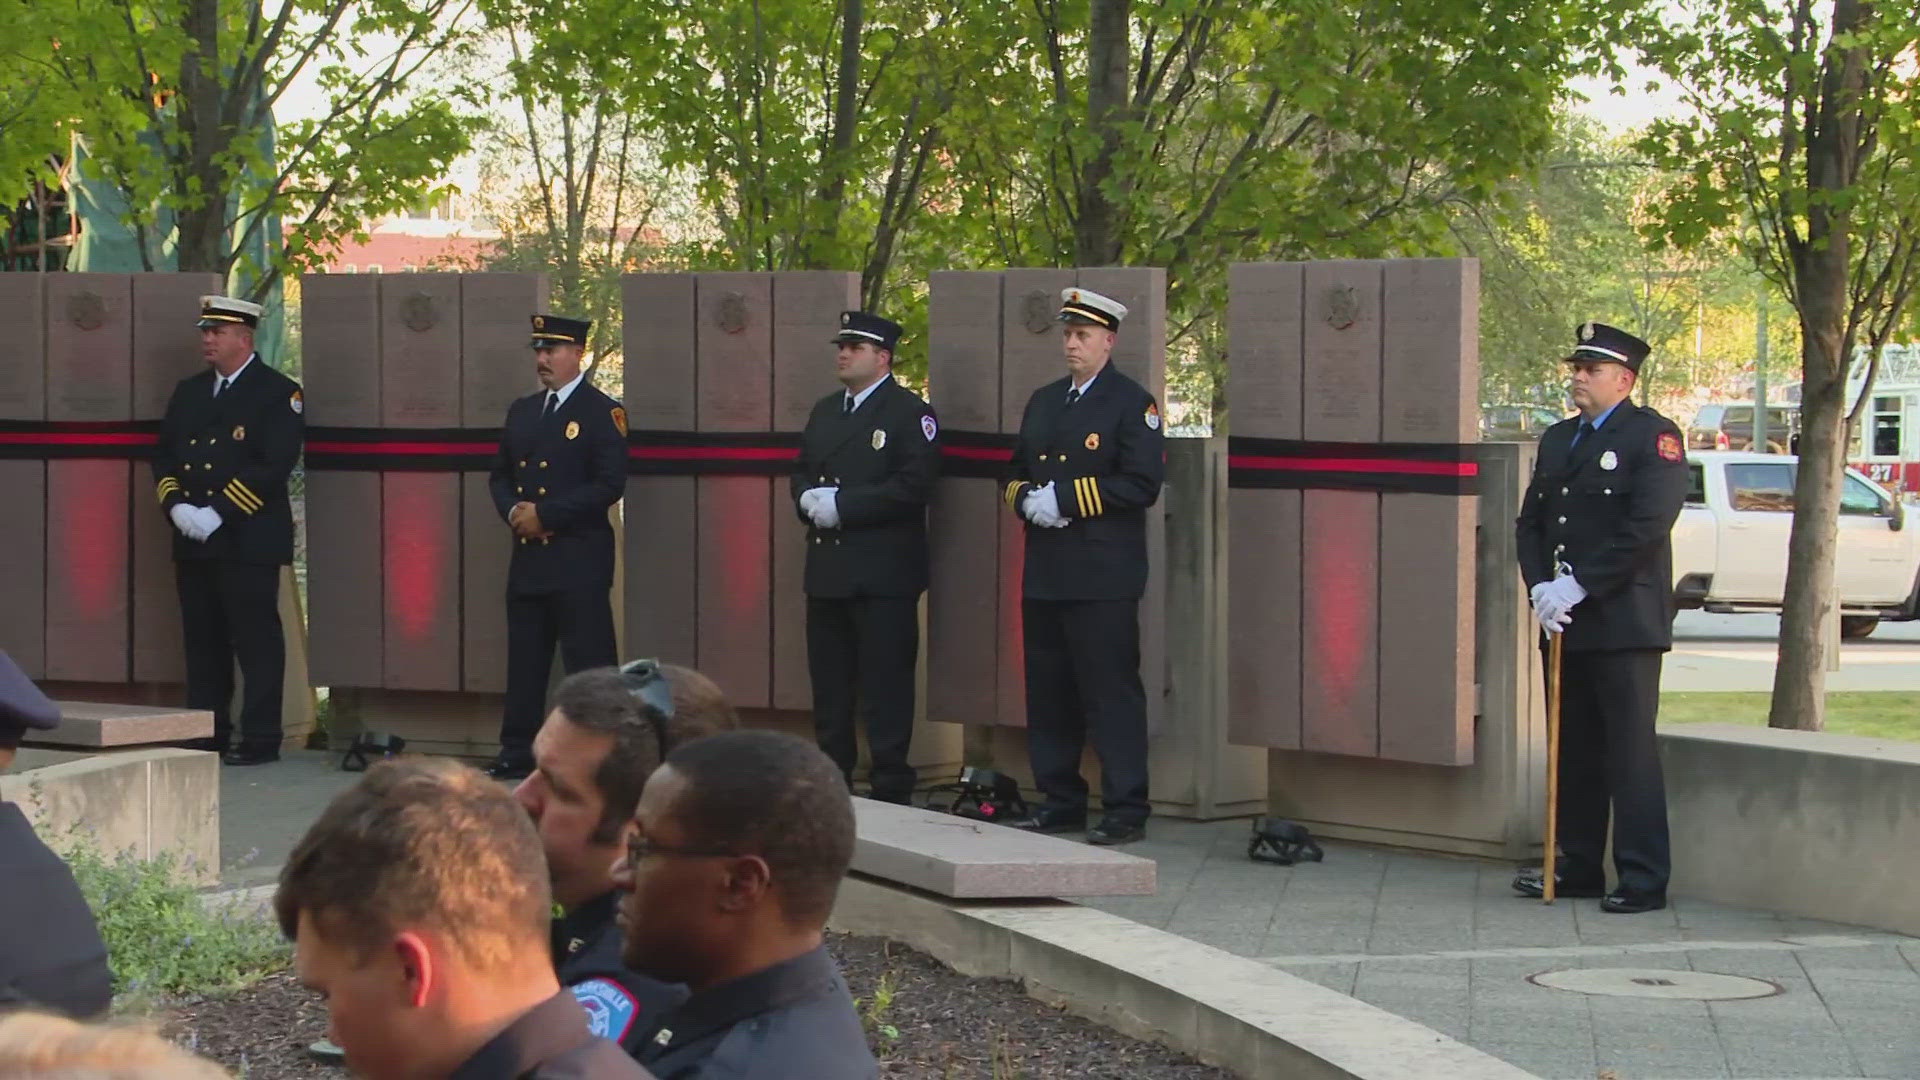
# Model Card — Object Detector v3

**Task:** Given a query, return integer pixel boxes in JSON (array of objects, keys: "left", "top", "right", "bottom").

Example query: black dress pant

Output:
[
  {"left": 1022, "top": 598, "right": 1149, "bottom": 824},
  {"left": 499, "top": 587, "right": 619, "bottom": 756},
  {"left": 175, "top": 560, "right": 284, "bottom": 751},
  {"left": 807, "top": 595, "right": 919, "bottom": 801},
  {"left": 1551, "top": 647, "right": 1670, "bottom": 896}
]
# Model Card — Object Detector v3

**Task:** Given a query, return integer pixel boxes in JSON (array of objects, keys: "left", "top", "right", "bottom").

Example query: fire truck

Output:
[{"left": 1782, "top": 344, "right": 1920, "bottom": 498}]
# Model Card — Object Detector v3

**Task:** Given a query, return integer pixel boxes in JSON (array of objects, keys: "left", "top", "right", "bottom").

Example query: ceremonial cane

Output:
[{"left": 1543, "top": 629, "right": 1564, "bottom": 904}]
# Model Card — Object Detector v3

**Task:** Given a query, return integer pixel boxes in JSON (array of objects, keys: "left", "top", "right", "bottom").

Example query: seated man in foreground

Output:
[
  {"left": 275, "top": 757, "right": 654, "bottom": 1079},
  {"left": 515, "top": 661, "right": 739, "bottom": 1051},
  {"left": 614, "top": 730, "right": 877, "bottom": 1080}
]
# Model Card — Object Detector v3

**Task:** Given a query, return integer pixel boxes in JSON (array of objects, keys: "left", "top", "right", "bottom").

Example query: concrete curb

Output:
[{"left": 829, "top": 874, "right": 1540, "bottom": 1080}]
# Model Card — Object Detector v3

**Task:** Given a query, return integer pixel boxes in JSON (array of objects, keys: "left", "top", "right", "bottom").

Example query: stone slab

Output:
[
  {"left": 0, "top": 460, "right": 46, "bottom": 676},
  {"left": 130, "top": 472, "right": 187, "bottom": 684},
  {"left": 996, "top": 510, "right": 1027, "bottom": 727},
  {"left": 461, "top": 273, "right": 548, "bottom": 427},
  {"left": 1227, "top": 489, "right": 1301, "bottom": 748},
  {"left": 926, "top": 270, "right": 1001, "bottom": 431},
  {"left": 0, "top": 748, "right": 220, "bottom": 885},
  {"left": 45, "top": 274, "right": 131, "bottom": 422},
  {"left": 925, "top": 481, "right": 1000, "bottom": 725},
  {"left": 695, "top": 477, "right": 772, "bottom": 708},
  {"left": 769, "top": 494, "right": 812, "bottom": 712},
  {"left": 621, "top": 274, "right": 697, "bottom": 430},
  {"left": 300, "top": 274, "right": 382, "bottom": 426},
  {"left": 27, "top": 701, "right": 214, "bottom": 747},
  {"left": 999, "top": 269, "right": 1075, "bottom": 433},
  {"left": 771, "top": 270, "right": 856, "bottom": 431},
  {"left": 623, "top": 477, "right": 699, "bottom": 666},
  {"left": 381, "top": 471, "right": 461, "bottom": 690},
  {"left": 304, "top": 470, "right": 384, "bottom": 688},
  {"left": 0, "top": 274, "right": 45, "bottom": 419},
  {"left": 850, "top": 797, "right": 1155, "bottom": 898},
  {"left": 1300, "top": 488, "right": 1378, "bottom": 757},
  {"left": 131, "top": 273, "right": 220, "bottom": 420},
  {"left": 380, "top": 273, "right": 462, "bottom": 427},
  {"left": 44, "top": 459, "right": 130, "bottom": 683},
  {"left": 461, "top": 472, "right": 512, "bottom": 693},
  {"left": 1227, "top": 262, "right": 1304, "bottom": 440},
  {"left": 693, "top": 273, "right": 772, "bottom": 432}
]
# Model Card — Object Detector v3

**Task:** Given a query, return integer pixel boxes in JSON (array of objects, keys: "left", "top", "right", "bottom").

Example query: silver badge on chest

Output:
[{"left": 1600, "top": 450, "right": 1618, "bottom": 471}]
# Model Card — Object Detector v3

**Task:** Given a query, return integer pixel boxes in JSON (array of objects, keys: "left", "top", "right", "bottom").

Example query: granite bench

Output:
[
  {"left": 22, "top": 701, "right": 214, "bottom": 751},
  {"left": 851, "top": 798, "right": 1156, "bottom": 899}
]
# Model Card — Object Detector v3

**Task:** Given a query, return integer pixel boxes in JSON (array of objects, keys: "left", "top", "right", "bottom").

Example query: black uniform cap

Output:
[
  {"left": 1566, "top": 322, "right": 1652, "bottom": 373},
  {"left": 531, "top": 313, "right": 591, "bottom": 349},
  {"left": 831, "top": 311, "right": 902, "bottom": 351},
  {"left": 0, "top": 651, "right": 60, "bottom": 748}
]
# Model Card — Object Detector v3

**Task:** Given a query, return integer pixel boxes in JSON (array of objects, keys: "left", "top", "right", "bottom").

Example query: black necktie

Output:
[
  {"left": 214, "top": 377, "right": 228, "bottom": 398},
  {"left": 1572, "top": 420, "right": 1593, "bottom": 448},
  {"left": 1066, "top": 388, "right": 1081, "bottom": 407},
  {"left": 843, "top": 394, "right": 855, "bottom": 415},
  {"left": 543, "top": 392, "right": 559, "bottom": 420}
]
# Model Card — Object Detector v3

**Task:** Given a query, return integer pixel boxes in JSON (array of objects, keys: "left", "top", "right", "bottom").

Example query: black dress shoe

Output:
[
  {"left": 1087, "top": 819, "right": 1145, "bottom": 846},
  {"left": 1601, "top": 889, "right": 1667, "bottom": 914},
  {"left": 1011, "top": 808, "right": 1087, "bottom": 834},
  {"left": 178, "top": 737, "right": 227, "bottom": 753},
  {"left": 1511, "top": 867, "right": 1605, "bottom": 899},
  {"left": 222, "top": 746, "right": 280, "bottom": 766},
  {"left": 484, "top": 753, "right": 534, "bottom": 781}
]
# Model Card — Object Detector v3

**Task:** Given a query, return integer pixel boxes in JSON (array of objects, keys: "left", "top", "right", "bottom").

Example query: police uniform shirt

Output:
[
  {"left": 0, "top": 802, "right": 112, "bottom": 1019},
  {"left": 151, "top": 354, "right": 305, "bottom": 565},
  {"left": 638, "top": 945, "right": 878, "bottom": 1080},
  {"left": 553, "top": 891, "right": 688, "bottom": 1055},
  {"left": 449, "top": 990, "right": 657, "bottom": 1079},
  {"left": 1003, "top": 366, "right": 1165, "bottom": 600},
  {"left": 1516, "top": 400, "right": 1691, "bottom": 651},
  {"left": 791, "top": 376, "right": 941, "bottom": 599},
  {"left": 488, "top": 379, "right": 628, "bottom": 595}
]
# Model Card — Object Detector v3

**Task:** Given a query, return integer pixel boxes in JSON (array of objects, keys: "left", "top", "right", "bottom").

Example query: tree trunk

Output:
[
  {"left": 802, "top": 0, "right": 862, "bottom": 269},
  {"left": 174, "top": 0, "right": 231, "bottom": 275},
  {"left": 1075, "top": 0, "right": 1129, "bottom": 266}
]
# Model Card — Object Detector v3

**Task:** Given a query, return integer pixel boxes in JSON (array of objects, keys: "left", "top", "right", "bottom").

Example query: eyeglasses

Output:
[
  {"left": 619, "top": 658, "right": 675, "bottom": 765},
  {"left": 625, "top": 831, "right": 738, "bottom": 867}
]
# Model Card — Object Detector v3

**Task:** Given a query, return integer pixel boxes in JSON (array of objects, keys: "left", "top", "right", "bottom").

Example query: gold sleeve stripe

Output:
[
  {"left": 1089, "top": 477, "right": 1104, "bottom": 517},
  {"left": 225, "top": 480, "right": 263, "bottom": 513},
  {"left": 1004, "top": 479, "right": 1025, "bottom": 509},
  {"left": 1073, "top": 477, "right": 1103, "bottom": 518},
  {"left": 1072, "top": 477, "right": 1087, "bottom": 517},
  {"left": 155, "top": 478, "right": 180, "bottom": 502}
]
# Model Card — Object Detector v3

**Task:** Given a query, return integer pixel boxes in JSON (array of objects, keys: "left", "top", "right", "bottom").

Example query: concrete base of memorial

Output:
[
  {"left": 830, "top": 874, "right": 1537, "bottom": 1080},
  {"left": 1, "top": 747, "right": 220, "bottom": 885}
]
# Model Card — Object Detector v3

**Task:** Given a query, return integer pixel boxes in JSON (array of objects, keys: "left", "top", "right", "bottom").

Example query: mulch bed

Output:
[{"left": 155, "top": 934, "right": 1238, "bottom": 1079}]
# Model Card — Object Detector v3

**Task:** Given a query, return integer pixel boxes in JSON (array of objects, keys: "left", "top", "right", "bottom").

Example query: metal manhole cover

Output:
[{"left": 1528, "top": 968, "right": 1781, "bottom": 1000}]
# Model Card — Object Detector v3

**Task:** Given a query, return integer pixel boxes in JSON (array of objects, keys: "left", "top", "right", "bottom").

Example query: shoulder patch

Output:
[
  {"left": 571, "top": 978, "right": 639, "bottom": 1043},
  {"left": 1144, "top": 402, "right": 1161, "bottom": 431},
  {"left": 289, "top": 390, "right": 303, "bottom": 415},
  {"left": 921, "top": 413, "right": 938, "bottom": 442},
  {"left": 1657, "top": 432, "right": 1682, "bottom": 462},
  {"left": 611, "top": 406, "right": 627, "bottom": 437}
]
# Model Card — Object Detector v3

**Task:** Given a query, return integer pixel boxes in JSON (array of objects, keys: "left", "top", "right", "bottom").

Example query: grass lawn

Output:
[{"left": 1660, "top": 691, "right": 1920, "bottom": 741}]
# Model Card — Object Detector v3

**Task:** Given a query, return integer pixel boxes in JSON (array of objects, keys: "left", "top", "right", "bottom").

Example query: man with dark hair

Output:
[
  {"left": 612, "top": 729, "right": 875, "bottom": 1080},
  {"left": 0, "top": 652, "right": 111, "bottom": 1021},
  {"left": 515, "top": 661, "right": 738, "bottom": 1053},
  {"left": 277, "top": 757, "right": 653, "bottom": 1079},
  {"left": 152, "top": 294, "right": 304, "bottom": 765},
  {"left": 791, "top": 310, "right": 941, "bottom": 804}
]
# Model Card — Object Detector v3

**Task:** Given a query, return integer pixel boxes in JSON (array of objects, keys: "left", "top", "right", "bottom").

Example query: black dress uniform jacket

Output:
[
  {"left": 151, "top": 358, "right": 304, "bottom": 565},
  {"left": 449, "top": 990, "right": 656, "bottom": 1079},
  {"left": 789, "top": 377, "right": 941, "bottom": 598},
  {"left": 0, "top": 802, "right": 112, "bottom": 1019},
  {"left": 1004, "top": 368, "right": 1165, "bottom": 600},
  {"left": 489, "top": 382, "right": 628, "bottom": 595},
  {"left": 638, "top": 945, "right": 877, "bottom": 1080},
  {"left": 1516, "top": 403, "right": 1691, "bottom": 652},
  {"left": 554, "top": 892, "right": 688, "bottom": 1055}
]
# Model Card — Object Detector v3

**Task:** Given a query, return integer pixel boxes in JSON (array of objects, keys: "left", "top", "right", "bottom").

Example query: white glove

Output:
[
  {"left": 1529, "top": 582, "right": 1551, "bottom": 612},
  {"left": 808, "top": 489, "right": 841, "bottom": 530},
  {"left": 169, "top": 503, "right": 209, "bottom": 542},
  {"left": 1022, "top": 482, "right": 1068, "bottom": 528},
  {"left": 799, "top": 488, "right": 821, "bottom": 516},
  {"left": 1534, "top": 601, "right": 1572, "bottom": 635},
  {"left": 1540, "top": 574, "right": 1586, "bottom": 614},
  {"left": 194, "top": 505, "right": 223, "bottom": 539}
]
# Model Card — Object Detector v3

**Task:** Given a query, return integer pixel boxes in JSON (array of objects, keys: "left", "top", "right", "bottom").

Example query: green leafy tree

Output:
[
  {"left": 13, "top": 0, "right": 483, "bottom": 297},
  {"left": 1637, "top": 0, "right": 1920, "bottom": 730}
]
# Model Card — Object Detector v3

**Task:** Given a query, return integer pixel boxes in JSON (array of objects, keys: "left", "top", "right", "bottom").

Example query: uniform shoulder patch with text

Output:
[
  {"left": 1657, "top": 432, "right": 1682, "bottom": 462},
  {"left": 290, "top": 390, "right": 303, "bottom": 415},
  {"left": 571, "top": 978, "right": 640, "bottom": 1043},
  {"left": 1144, "top": 402, "right": 1161, "bottom": 430},
  {"left": 611, "top": 406, "right": 628, "bottom": 437},
  {"left": 921, "top": 413, "right": 938, "bottom": 441}
]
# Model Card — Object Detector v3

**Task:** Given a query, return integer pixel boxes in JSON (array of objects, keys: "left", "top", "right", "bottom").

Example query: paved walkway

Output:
[
  {"left": 1666, "top": 611, "right": 1920, "bottom": 692},
  {"left": 222, "top": 752, "right": 1920, "bottom": 1079}
]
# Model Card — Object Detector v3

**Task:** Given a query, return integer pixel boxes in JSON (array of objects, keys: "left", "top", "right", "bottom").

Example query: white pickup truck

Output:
[{"left": 1673, "top": 451, "right": 1920, "bottom": 638}]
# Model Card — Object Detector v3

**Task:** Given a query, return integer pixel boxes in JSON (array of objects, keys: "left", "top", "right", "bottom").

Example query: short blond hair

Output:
[
  {"left": 273, "top": 757, "right": 552, "bottom": 972},
  {"left": 0, "top": 1011, "right": 230, "bottom": 1078}
]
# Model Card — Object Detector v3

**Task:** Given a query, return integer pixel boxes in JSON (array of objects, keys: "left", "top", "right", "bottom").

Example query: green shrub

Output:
[{"left": 61, "top": 842, "right": 287, "bottom": 1000}]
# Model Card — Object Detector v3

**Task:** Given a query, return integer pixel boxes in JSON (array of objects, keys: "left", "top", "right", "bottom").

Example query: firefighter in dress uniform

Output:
[
  {"left": 1514, "top": 322, "right": 1690, "bottom": 914},
  {"left": 485, "top": 315, "right": 628, "bottom": 781},
  {"left": 1002, "top": 288, "right": 1164, "bottom": 845},
  {"left": 151, "top": 296, "right": 303, "bottom": 766},
  {"left": 790, "top": 311, "right": 940, "bottom": 804}
]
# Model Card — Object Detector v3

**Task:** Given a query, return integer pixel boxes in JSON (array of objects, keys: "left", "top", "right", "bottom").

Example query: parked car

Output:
[
  {"left": 1480, "top": 404, "right": 1565, "bottom": 441},
  {"left": 1685, "top": 403, "right": 1798, "bottom": 453},
  {"left": 1672, "top": 451, "right": 1919, "bottom": 638}
]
